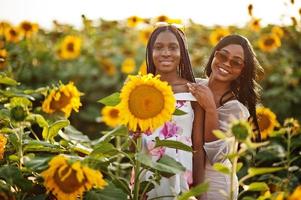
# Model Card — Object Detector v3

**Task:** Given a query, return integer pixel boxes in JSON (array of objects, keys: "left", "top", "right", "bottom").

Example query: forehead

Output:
[
  {"left": 220, "top": 44, "right": 244, "bottom": 59},
  {"left": 154, "top": 31, "right": 179, "bottom": 44}
]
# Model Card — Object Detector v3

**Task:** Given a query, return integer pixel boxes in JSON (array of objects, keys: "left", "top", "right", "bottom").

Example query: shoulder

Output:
[
  {"left": 218, "top": 100, "right": 250, "bottom": 119},
  {"left": 195, "top": 78, "right": 208, "bottom": 86}
]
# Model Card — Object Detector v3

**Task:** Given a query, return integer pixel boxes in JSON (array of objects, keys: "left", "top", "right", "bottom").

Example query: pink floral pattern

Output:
[
  {"left": 159, "top": 121, "right": 182, "bottom": 139},
  {"left": 147, "top": 141, "right": 165, "bottom": 159}
]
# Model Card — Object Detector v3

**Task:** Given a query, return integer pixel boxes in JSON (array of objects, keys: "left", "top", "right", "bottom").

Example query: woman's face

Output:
[
  {"left": 210, "top": 44, "right": 245, "bottom": 82},
  {"left": 152, "top": 31, "right": 181, "bottom": 75}
]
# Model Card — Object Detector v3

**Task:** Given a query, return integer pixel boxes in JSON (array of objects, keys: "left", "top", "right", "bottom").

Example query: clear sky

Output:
[{"left": 1, "top": 0, "right": 300, "bottom": 29}]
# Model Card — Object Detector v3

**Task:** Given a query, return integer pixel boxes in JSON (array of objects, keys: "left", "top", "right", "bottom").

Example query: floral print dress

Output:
[{"left": 142, "top": 92, "right": 196, "bottom": 200}]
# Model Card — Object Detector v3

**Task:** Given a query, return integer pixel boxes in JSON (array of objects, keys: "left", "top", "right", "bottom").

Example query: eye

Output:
[
  {"left": 169, "top": 44, "right": 179, "bottom": 51},
  {"left": 154, "top": 45, "right": 162, "bottom": 50},
  {"left": 231, "top": 59, "right": 244, "bottom": 68},
  {"left": 216, "top": 51, "right": 228, "bottom": 62}
]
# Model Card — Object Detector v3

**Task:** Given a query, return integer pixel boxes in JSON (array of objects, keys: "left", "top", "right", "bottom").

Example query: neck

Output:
[
  {"left": 157, "top": 71, "right": 179, "bottom": 84},
  {"left": 208, "top": 77, "right": 231, "bottom": 96}
]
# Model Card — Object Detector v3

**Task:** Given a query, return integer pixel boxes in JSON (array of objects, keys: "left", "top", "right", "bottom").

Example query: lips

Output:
[
  {"left": 217, "top": 66, "right": 230, "bottom": 74},
  {"left": 159, "top": 60, "right": 173, "bottom": 65}
]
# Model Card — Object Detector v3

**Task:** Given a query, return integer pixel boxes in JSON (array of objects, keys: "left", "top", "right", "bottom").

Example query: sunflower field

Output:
[{"left": 0, "top": 4, "right": 301, "bottom": 200}]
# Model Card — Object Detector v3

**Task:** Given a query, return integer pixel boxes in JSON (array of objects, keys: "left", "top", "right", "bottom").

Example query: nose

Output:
[{"left": 161, "top": 48, "right": 171, "bottom": 56}]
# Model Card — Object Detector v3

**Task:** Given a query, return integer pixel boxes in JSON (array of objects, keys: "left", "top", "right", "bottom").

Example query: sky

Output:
[{"left": 1, "top": 0, "right": 301, "bottom": 29}]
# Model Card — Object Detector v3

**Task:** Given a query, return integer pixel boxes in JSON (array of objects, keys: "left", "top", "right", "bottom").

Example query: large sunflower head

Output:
[
  {"left": 258, "top": 34, "right": 281, "bottom": 52},
  {"left": 41, "top": 155, "right": 107, "bottom": 200},
  {"left": 288, "top": 186, "right": 301, "bottom": 200},
  {"left": 209, "top": 28, "right": 230, "bottom": 46},
  {"left": 101, "top": 105, "right": 122, "bottom": 128},
  {"left": 58, "top": 35, "right": 81, "bottom": 60},
  {"left": 42, "top": 82, "right": 83, "bottom": 118},
  {"left": 19, "top": 21, "right": 39, "bottom": 38},
  {"left": 119, "top": 74, "right": 175, "bottom": 132},
  {"left": 0, "top": 134, "right": 7, "bottom": 160},
  {"left": 0, "top": 49, "right": 8, "bottom": 70},
  {"left": 256, "top": 107, "right": 278, "bottom": 140}
]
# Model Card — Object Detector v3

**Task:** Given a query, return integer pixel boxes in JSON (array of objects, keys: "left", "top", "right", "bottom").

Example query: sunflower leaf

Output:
[
  {"left": 154, "top": 137, "right": 192, "bottom": 152},
  {"left": 173, "top": 108, "right": 187, "bottom": 115},
  {"left": 246, "top": 182, "right": 269, "bottom": 192},
  {"left": 177, "top": 182, "right": 209, "bottom": 200},
  {"left": 213, "top": 163, "right": 231, "bottom": 174},
  {"left": 45, "top": 120, "right": 70, "bottom": 141},
  {"left": 98, "top": 92, "right": 121, "bottom": 106},
  {"left": 0, "top": 75, "right": 19, "bottom": 86},
  {"left": 248, "top": 167, "right": 284, "bottom": 177}
]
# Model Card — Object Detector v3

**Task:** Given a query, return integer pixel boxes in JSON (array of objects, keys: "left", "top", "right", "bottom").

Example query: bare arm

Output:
[
  {"left": 191, "top": 102, "right": 205, "bottom": 187},
  {"left": 188, "top": 83, "right": 219, "bottom": 142}
]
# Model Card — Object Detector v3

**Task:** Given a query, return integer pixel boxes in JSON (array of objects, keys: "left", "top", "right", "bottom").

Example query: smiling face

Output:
[
  {"left": 152, "top": 31, "right": 181, "bottom": 75},
  {"left": 210, "top": 44, "right": 244, "bottom": 83}
]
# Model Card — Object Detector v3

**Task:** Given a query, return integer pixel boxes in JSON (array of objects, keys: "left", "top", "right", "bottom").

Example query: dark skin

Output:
[{"left": 153, "top": 30, "right": 205, "bottom": 196}]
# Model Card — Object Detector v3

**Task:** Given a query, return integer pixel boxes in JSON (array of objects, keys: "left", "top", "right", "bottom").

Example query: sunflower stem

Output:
[
  {"left": 230, "top": 140, "right": 239, "bottom": 200},
  {"left": 133, "top": 136, "right": 142, "bottom": 200}
]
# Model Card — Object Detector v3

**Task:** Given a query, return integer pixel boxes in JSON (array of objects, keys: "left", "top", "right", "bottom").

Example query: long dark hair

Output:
[
  {"left": 146, "top": 25, "right": 195, "bottom": 83},
  {"left": 205, "top": 34, "right": 263, "bottom": 141}
]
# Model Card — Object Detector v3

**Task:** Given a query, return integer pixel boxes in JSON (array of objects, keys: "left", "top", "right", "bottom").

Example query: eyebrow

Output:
[{"left": 221, "top": 49, "right": 244, "bottom": 60}]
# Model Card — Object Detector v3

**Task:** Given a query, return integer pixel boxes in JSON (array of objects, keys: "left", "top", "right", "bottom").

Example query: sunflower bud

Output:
[
  {"left": 230, "top": 121, "right": 252, "bottom": 141},
  {"left": 10, "top": 106, "right": 27, "bottom": 121}
]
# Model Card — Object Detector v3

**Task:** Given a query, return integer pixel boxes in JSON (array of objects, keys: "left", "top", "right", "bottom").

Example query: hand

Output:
[{"left": 187, "top": 83, "right": 216, "bottom": 110}]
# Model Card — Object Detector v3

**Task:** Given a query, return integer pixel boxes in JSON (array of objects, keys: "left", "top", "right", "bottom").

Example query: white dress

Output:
[
  {"left": 142, "top": 92, "right": 196, "bottom": 200},
  {"left": 197, "top": 78, "right": 250, "bottom": 200}
]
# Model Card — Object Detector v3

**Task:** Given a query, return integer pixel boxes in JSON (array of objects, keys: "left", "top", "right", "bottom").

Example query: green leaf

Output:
[
  {"left": 92, "top": 126, "right": 128, "bottom": 144},
  {"left": 26, "top": 114, "right": 48, "bottom": 127},
  {"left": 212, "top": 130, "right": 227, "bottom": 139},
  {"left": 0, "top": 165, "right": 32, "bottom": 191},
  {"left": 24, "top": 155, "right": 53, "bottom": 171},
  {"left": 137, "top": 153, "right": 186, "bottom": 178},
  {"left": 173, "top": 108, "right": 187, "bottom": 116},
  {"left": 44, "top": 120, "right": 70, "bottom": 140},
  {"left": 177, "top": 182, "right": 209, "bottom": 200},
  {"left": 155, "top": 137, "right": 192, "bottom": 152},
  {"left": 213, "top": 163, "right": 230, "bottom": 174},
  {"left": 24, "top": 140, "right": 63, "bottom": 153},
  {"left": 98, "top": 92, "right": 121, "bottom": 106},
  {"left": 237, "top": 162, "right": 243, "bottom": 172},
  {"left": 59, "top": 125, "right": 90, "bottom": 142},
  {"left": 0, "top": 76, "right": 19, "bottom": 86},
  {"left": 84, "top": 182, "right": 127, "bottom": 200},
  {"left": 246, "top": 182, "right": 269, "bottom": 192},
  {"left": 248, "top": 167, "right": 284, "bottom": 177},
  {"left": 90, "top": 142, "right": 119, "bottom": 157}
]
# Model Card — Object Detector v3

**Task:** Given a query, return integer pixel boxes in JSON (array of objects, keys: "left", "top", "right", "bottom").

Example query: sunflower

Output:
[
  {"left": 0, "top": 49, "right": 8, "bottom": 70},
  {"left": 248, "top": 18, "right": 261, "bottom": 32},
  {"left": 209, "top": 28, "right": 230, "bottom": 46},
  {"left": 284, "top": 118, "right": 300, "bottom": 136},
  {"left": 0, "top": 134, "right": 7, "bottom": 160},
  {"left": 41, "top": 155, "right": 107, "bottom": 200},
  {"left": 99, "top": 58, "right": 116, "bottom": 76},
  {"left": 121, "top": 57, "right": 136, "bottom": 74},
  {"left": 19, "top": 21, "right": 39, "bottom": 38},
  {"left": 272, "top": 26, "right": 284, "bottom": 38},
  {"left": 4, "top": 27, "right": 21, "bottom": 43},
  {"left": 119, "top": 74, "right": 175, "bottom": 132},
  {"left": 42, "top": 82, "right": 82, "bottom": 118},
  {"left": 127, "top": 16, "right": 143, "bottom": 27},
  {"left": 139, "top": 27, "right": 153, "bottom": 45},
  {"left": 58, "top": 36, "right": 81, "bottom": 60},
  {"left": 155, "top": 15, "right": 169, "bottom": 22},
  {"left": 101, "top": 105, "right": 122, "bottom": 127},
  {"left": 0, "top": 21, "right": 11, "bottom": 36},
  {"left": 258, "top": 34, "right": 281, "bottom": 52},
  {"left": 288, "top": 186, "right": 301, "bottom": 200},
  {"left": 138, "top": 60, "right": 147, "bottom": 75},
  {"left": 230, "top": 120, "right": 252, "bottom": 141},
  {"left": 256, "top": 107, "right": 278, "bottom": 140}
]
